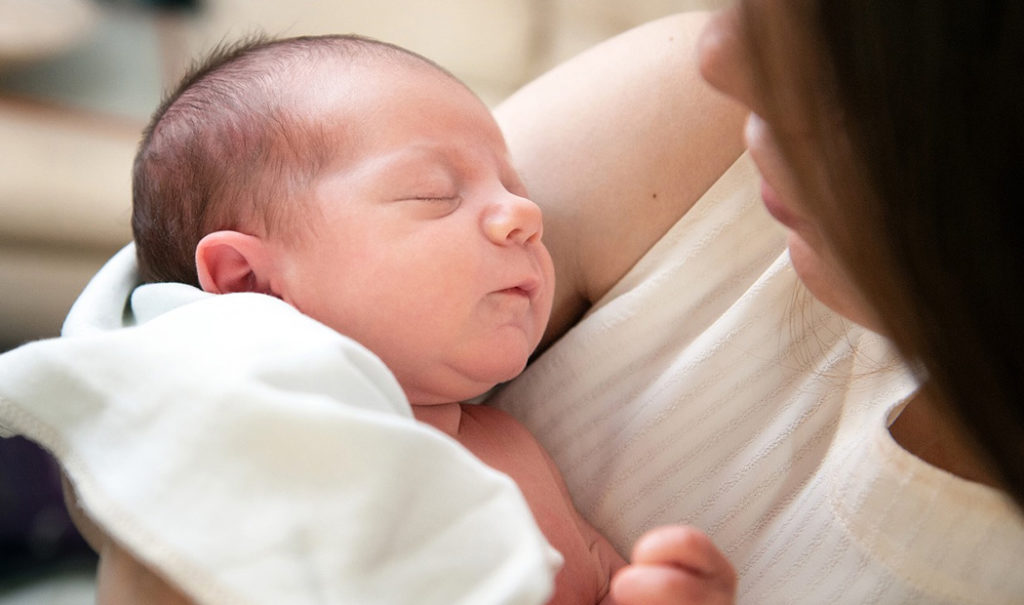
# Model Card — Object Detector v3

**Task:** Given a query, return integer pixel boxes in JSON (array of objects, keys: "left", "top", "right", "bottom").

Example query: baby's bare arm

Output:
[{"left": 495, "top": 12, "right": 746, "bottom": 350}]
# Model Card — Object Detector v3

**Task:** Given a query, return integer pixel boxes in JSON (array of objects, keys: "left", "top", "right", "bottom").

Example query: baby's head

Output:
[
  {"left": 133, "top": 34, "right": 555, "bottom": 404},
  {"left": 134, "top": 34, "right": 452, "bottom": 287}
]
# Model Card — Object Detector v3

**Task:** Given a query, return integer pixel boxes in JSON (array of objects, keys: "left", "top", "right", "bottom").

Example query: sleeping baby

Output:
[{"left": 114, "top": 33, "right": 735, "bottom": 605}]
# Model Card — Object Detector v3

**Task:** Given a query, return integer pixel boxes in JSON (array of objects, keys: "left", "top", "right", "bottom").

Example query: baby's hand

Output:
[{"left": 609, "top": 525, "right": 736, "bottom": 605}]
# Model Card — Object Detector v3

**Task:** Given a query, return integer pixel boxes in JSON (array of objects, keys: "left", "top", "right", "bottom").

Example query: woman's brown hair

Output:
[{"left": 743, "top": 0, "right": 1024, "bottom": 504}]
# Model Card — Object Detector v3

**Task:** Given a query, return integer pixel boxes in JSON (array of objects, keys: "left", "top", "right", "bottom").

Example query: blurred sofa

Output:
[{"left": 0, "top": 0, "right": 719, "bottom": 349}]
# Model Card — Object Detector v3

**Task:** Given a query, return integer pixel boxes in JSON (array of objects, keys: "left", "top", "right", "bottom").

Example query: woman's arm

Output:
[
  {"left": 495, "top": 12, "right": 746, "bottom": 348},
  {"left": 95, "top": 539, "right": 195, "bottom": 605},
  {"left": 62, "top": 475, "right": 195, "bottom": 605}
]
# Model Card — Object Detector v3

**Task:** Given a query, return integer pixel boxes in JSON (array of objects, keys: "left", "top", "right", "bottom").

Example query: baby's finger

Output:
[
  {"left": 631, "top": 525, "right": 736, "bottom": 593},
  {"left": 611, "top": 563, "right": 730, "bottom": 605}
]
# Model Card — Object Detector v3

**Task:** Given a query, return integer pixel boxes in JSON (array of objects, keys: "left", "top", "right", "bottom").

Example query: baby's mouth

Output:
[{"left": 497, "top": 286, "right": 531, "bottom": 298}]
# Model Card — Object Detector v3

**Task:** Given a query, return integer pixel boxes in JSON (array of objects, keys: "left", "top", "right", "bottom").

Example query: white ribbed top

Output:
[{"left": 489, "top": 153, "right": 1024, "bottom": 604}]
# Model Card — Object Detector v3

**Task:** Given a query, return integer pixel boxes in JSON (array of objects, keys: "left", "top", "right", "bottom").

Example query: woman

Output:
[
  {"left": 492, "top": 2, "right": 1023, "bottom": 603},
  {"left": 699, "top": 1, "right": 1024, "bottom": 503},
  {"left": 699, "top": 4, "right": 1024, "bottom": 599}
]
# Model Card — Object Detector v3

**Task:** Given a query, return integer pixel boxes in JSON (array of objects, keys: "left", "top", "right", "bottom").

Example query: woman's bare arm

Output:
[
  {"left": 62, "top": 475, "right": 194, "bottom": 604},
  {"left": 495, "top": 12, "right": 746, "bottom": 349},
  {"left": 95, "top": 540, "right": 195, "bottom": 605}
]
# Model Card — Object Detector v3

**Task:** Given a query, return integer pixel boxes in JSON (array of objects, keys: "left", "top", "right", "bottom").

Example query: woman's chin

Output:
[{"left": 786, "top": 232, "right": 880, "bottom": 332}]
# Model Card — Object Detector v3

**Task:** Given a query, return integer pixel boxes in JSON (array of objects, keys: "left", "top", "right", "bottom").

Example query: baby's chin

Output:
[
  {"left": 409, "top": 380, "right": 510, "bottom": 406},
  {"left": 404, "top": 359, "right": 529, "bottom": 405}
]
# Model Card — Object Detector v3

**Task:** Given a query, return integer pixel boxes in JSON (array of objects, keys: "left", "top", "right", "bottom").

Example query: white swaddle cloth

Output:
[{"left": 0, "top": 245, "right": 560, "bottom": 605}]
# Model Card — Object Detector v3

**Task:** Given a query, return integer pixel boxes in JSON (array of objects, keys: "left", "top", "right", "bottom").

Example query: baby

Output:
[{"left": 126, "top": 33, "right": 735, "bottom": 605}]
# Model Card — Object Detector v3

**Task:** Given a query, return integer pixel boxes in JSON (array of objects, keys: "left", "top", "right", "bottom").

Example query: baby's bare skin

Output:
[{"left": 414, "top": 402, "right": 625, "bottom": 604}]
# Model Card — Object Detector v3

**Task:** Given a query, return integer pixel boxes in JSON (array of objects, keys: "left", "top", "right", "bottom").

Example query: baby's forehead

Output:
[
  {"left": 301, "top": 59, "right": 487, "bottom": 131},
  {"left": 289, "top": 56, "right": 456, "bottom": 123}
]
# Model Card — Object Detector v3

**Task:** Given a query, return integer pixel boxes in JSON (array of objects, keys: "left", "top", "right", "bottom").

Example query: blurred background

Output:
[{"left": 0, "top": 0, "right": 722, "bottom": 602}]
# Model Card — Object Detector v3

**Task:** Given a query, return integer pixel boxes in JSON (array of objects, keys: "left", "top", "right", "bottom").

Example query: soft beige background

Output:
[{"left": 0, "top": 0, "right": 728, "bottom": 350}]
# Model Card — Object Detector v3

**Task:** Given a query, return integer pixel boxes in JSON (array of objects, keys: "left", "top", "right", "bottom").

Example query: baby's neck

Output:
[{"left": 411, "top": 402, "right": 463, "bottom": 437}]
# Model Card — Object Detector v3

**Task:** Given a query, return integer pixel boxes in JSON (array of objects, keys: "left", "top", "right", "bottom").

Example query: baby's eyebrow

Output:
[
  {"left": 371, "top": 145, "right": 449, "bottom": 172},
  {"left": 392, "top": 142, "right": 448, "bottom": 159},
  {"left": 366, "top": 141, "right": 504, "bottom": 187},
  {"left": 336, "top": 146, "right": 439, "bottom": 181}
]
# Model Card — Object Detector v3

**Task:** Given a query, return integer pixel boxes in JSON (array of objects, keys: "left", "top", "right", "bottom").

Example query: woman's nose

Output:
[
  {"left": 697, "top": 6, "right": 756, "bottom": 110},
  {"left": 483, "top": 192, "right": 544, "bottom": 246}
]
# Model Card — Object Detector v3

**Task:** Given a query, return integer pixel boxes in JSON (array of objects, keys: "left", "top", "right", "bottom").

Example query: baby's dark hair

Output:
[{"left": 132, "top": 33, "right": 457, "bottom": 286}]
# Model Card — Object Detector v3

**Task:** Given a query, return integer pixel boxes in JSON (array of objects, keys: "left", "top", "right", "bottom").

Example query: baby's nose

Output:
[{"left": 483, "top": 193, "right": 543, "bottom": 246}]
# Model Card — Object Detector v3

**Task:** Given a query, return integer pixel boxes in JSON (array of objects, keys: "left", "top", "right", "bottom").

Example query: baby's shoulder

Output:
[
  {"left": 457, "top": 403, "right": 553, "bottom": 467},
  {"left": 459, "top": 403, "right": 535, "bottom": 441}
]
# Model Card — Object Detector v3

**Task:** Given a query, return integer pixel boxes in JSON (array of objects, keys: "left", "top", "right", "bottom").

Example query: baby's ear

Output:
[{"left": 195, "top": 231, "right": 276, "bottom": 295}]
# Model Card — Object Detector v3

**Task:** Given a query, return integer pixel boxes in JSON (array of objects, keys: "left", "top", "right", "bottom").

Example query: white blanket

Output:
[{"left": 0, "top": 245, "right": 559, "bottom": 605}]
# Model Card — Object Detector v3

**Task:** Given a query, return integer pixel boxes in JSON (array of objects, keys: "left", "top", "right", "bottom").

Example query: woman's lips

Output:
[
  {"left": 759, "top": 178, "right": 800, "bottom": 229},
  {"left": 745, "top": 114, "right": 803, "bottom": 231}
]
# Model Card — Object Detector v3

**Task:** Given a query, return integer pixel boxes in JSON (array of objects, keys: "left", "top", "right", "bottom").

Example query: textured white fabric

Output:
[
  {"left": 0, "top": 245, "right": 559, "bottom": 605},
  {"left": 489, "top": 152, "right": 1024, "bottom": 604}
]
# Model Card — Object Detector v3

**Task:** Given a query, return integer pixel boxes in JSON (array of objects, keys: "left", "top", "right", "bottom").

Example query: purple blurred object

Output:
[{"left": 0, "top": 436, "right": 95, "bottom": 580}]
